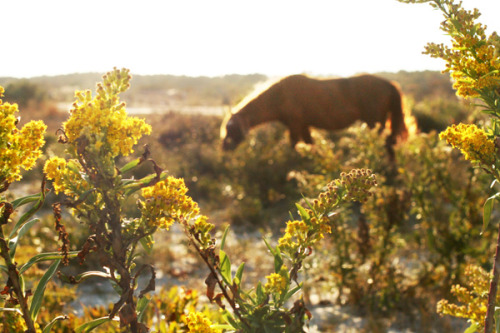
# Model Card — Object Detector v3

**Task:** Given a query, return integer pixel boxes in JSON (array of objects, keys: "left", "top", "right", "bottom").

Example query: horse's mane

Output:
[{"left": 220, "top": 76, "right": 282, "bottom": 139}]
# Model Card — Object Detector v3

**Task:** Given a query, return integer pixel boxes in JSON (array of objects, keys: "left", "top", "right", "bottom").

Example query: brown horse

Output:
[{"left": 221, "top": 74, "right": 408, "bottom": 151}]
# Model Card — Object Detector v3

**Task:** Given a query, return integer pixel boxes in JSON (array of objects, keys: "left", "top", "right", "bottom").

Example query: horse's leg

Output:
[
  {"left": 288, "top": 125, "right": 312, "bottom": 148},
  {"left": 287, "top": 123, "right": 304, "bottom": 147},
  {"left": 301, "top": 126, "right": 313, "bottom": 144}
]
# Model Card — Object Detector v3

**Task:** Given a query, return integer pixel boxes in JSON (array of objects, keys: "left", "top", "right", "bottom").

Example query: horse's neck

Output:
[{"left": 238, "top": 97, "right": 278, "bottom": 129}]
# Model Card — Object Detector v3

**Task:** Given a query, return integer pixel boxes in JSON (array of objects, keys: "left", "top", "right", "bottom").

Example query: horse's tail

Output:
[{"left": 388, "top": 83, "right": 408, "bottom": 144}]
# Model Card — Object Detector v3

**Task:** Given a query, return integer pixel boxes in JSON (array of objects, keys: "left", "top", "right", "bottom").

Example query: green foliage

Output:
[
  {"left": 0, "top": 189, "right": 75, "bottom": 333},
  {"left": 3, "top": 80, "right": 46, "bottom": 108},
  {"left": 378, "top": 70, "right": 456, "bottom": 101},
  {"left": 437, "top": 265, "right": 494, "bottom": 332},
  {"left": 2, "top": 62, "right": 497, "bottom": 332},
  {"left": 48, "top": 285, "right": 222, "bottom": 332},
  {"left": 410, "top": 96, "right": 472, "bottom": 133},
  {"left": 399, "top": 0, "right": 500, "bottom": 332},
  {"left": 150, "top": 112, "right": 228, "bottom": 207},
  {"left": 183, "top": 172, "right": 377, "bottom": 332},
  {"left": 222, "top": 123, "right": 308, "bottom": 226},
  {"left": 284, "top": 123, "right": 496, "bottom": 319}
]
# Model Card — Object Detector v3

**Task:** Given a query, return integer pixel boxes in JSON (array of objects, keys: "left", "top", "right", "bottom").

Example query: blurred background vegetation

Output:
[{"left": 1, "top": 70, "right": 489, "bottom": 332}]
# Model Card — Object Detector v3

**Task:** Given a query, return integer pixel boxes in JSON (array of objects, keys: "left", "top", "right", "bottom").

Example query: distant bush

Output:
[
  {"left": 410, "top": 96, "right": 473, "bottom": 133},
  {"left": 2, "top": 80, "right": 46, "bottom": 108}
]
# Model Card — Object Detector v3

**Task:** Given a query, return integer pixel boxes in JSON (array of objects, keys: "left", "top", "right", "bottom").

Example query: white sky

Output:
[{"left": 2, "top": 0, "right": 500, "bottom": 78}]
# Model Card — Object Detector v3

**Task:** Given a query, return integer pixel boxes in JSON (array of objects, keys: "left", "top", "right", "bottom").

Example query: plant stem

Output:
[
  {"left": 188, "top": 233, "right": 252, "bottom": 330},
  {"left": 0, "top": 228, "right": 36, "bottom": 333},
  {"left": 484, "top": 221, "right": 500, "bottom": 333}
]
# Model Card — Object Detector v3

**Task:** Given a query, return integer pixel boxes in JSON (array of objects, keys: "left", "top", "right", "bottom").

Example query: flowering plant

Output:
[
  {"left": 42, "top": 68, "right": 214, "bottom": 332},
  {"left": 400, "top": 0, "right": 500, "bottom": 331},
  {"left": 186, "top": 168, "right": 376, "bottom": 332},
  {"left": 0, "top": 86, "right": 46, "bottom": 189},
  {"left": 1, "top": 68, "right": 378, "bottom": 332},
  {"left": 0, "top": 85, "right": 77, "bottom": 332}
]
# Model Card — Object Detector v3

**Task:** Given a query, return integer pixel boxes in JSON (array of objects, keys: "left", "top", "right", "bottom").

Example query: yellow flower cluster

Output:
[
  {"left": 279, "top": 169, "right": 376, "bottom": 255},
  {"left": 186, "top": 312, "right": 221, "bottom": 333},
  {"left": 63, "top": 68, "right": 151, "bottom": 157},
  {"left": 437, "top": 265, "right": 493, "bottom": 330},
  {"left": 43, "top": 157, "right": 90, "bottom": 197},
  {"left": 421, "top": 0, "right": 500, "bottom": 98},
  {"left": 193, "top": 215, "right": 215, "bottom": 248},
  {"left": 278, "top": 220, "right": 312, "bottom": 254},
  {"left": 439, "top": 123, "right": 496, "bottom": 165},
  {"left": 141, "top": 177, "right": 201, "bottom": 229},
  {"left": 278, "top": 218, "right": 331, "bottom": 255},
  {"left": 265, "top": 272, "right": 288, "bottom": 294},
  {"left": 337, "top": 169, "right": 377, "bottom": 203},
  {"left": 0, "top": 86, "right": 46, "bottom": 186}
]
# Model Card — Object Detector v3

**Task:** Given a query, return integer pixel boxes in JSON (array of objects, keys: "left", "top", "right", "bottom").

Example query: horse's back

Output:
[
  {"left": 275, "top": 74, "right": 398, "bottom": 129},
  {"left": 336, "top": 75, "right": 400, "bottom": 124}
]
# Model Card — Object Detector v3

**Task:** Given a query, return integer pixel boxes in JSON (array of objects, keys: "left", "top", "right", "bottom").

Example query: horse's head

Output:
[{"left": 221, "top": 117, "right": 244, "bottom": 150}]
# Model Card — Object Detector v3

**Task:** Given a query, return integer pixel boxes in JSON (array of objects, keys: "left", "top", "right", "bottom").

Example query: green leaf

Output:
[
  {"left": 137, "top": 297, "right": 150, "bottom": 323},
  {"left": 11, "top": 193, "right": 43, "bottom": 210},
  {"left": 9, "top": 218, "right": 39, "bottom": 257},
  {"left": 0, "top": 265, "right": 7, "bottom": 273},
  {"left": 274, "top": 255, "right": 284, "bottom": 274},
  {"left": 75, "top": 317, "right": 112, "bottom": 333},
  {"left": 30, "top": 259, "right": 61, "bottom": 321},
  {"left": 256, "top": 281, "right": 265, "bottom": 304},
  {"left": 0, "top": 307, "right": 23, "bottom": 316},
  {"left": 235, "top": 262, "right": 245, "bottom": 286},
  {"left": 284, "top": 283, "right": 303, "bottom": 301},
  {"left": 211, "top": 324, "right": 235, "bottom": 330},
  {"left": 139, "top": 235, "right": 154, "bottom": 254},
  {"left": 19, "top": 251, "right": 79, "bottom": 275},
  {"left": 263, "top": 238, "right": 283, "bottom": 273},
  {"left": 58, "top": 270, "right": 112, "bottom": 284},
  {"left": 483, "top": 193, "right": 500, "bottom": 234},
  {"left": 110, "top": 279, "right": 123, "bottom": 295},
  {"left": 220, "top": 225, "right": 230, "bottom": 251},
  {"left": 221, "top": 310, "right": 239, "bottom": 329},
  {"left": 119, "top": 157, "right": 142, "bottom": 174},
  {"left": 463, "top": 322, "right": 479, "bottom": 333},
  {"left": 122, "top": 172, "right": 167, "bottom": 196},
  {"left": 9, "top": 192, "right": 44, "bottom": 238},
  {"left": 219, "top": 250, "right": 232, "bottom": 285},
  {"left": 296, "top": 203, "right": 310, "bottom": 221},
  {"left": 495, "top": 306, "right": 500, "bottom": 333},
  {"left": 263, "top": 237, "right": 275, "bottom": 255},
  {"left": 43, "top": 315, "right": 68, "bottom": 333},
  {"left": 66, "top": 160, "right": 81, "bottom": 173}
]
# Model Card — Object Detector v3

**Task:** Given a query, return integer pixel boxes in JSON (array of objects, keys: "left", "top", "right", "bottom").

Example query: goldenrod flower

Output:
[
  {"left": 44, "top": 158, "right": 91, "bottom": 197},
  {"left": 141, "top": 177, "right": 200, "bottom": 229},
  {"left": 0, "top": 86, "right": 46, "bottom": 186},
  {"left": 186, "top": 312, "right": 221, "bottom": 333},
  {"left": 437, "top": 265, "right": 493, "bottom": 330},
  {"left": 43, "top": 157, "right": 67, "bottom": 194},
  {"left": 193, "top": 215, "right": 215, "bottom": 248},
  {"left": 278, "top": 169, "right": 376, "bottom": 256},
  {"left": 439, "top": 123, "right": 496, "bottom": 165},
  {"left": 265, "top": 272, "right": 288, "bottom": 294},
  {"left": 337, "top": 169, "right": 377, "bottom": 203},
  {"left": 278, "top": 220, "right": 309, "bottom": 253},
  {"left": 63, "top": 68, "right": 151, "bottom": 157},
  {"left": 418, "top": 1, "right": 500, "bottom": 98}
]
